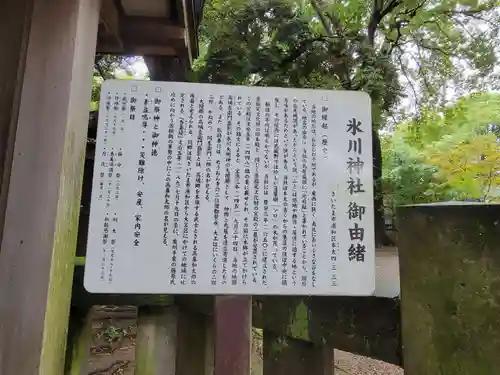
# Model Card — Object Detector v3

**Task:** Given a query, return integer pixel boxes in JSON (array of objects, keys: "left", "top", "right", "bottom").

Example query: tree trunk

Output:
[{"left": 372, "top": 128, "right": 394, "bottom": 247}]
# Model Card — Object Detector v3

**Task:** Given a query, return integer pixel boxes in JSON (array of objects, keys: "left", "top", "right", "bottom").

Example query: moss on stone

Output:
[
  {"left": 269, "top": 335, "right": 290, "bottom": 356},
  {"left": 398, "top": 204, "right": 500, "bottom": 375},
  {"left": 287, "top": 300, "right": 310, "bottom": 341}
]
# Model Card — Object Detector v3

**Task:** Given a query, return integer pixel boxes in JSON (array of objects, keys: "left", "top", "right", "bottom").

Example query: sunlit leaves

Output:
[{"left": 383, "top": 92, "right": 500, "bottom": 206}]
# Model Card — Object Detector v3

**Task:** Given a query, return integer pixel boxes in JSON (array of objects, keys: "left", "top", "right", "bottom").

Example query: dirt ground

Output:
[{"left": 334, "top": 350, "right": 403, "bottom": 375}]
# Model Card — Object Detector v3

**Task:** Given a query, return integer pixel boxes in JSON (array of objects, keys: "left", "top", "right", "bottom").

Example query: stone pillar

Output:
[{"left": 398, "top": 203, "right": 500, "bottom": 375}]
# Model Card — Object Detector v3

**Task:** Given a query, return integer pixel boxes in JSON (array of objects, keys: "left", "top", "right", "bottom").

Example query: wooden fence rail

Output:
[{"left": 64, "top": 303, "right": 336, "bottom": 375}]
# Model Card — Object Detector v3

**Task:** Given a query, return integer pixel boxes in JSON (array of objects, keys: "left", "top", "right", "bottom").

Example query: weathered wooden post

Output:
[
  {"left": 136, "top": 306, "right": 178, "bottom": 375},
  {"left": 398, "top": 203, "right": 500, "bottom": 375},
  {"left": 0, "top": 0, "right": 100, "bottom": 374},
  {"left": 214, "top": 296, "right": 252, "bottom": 375},
  {"left": 263, "top": 332, "right": 333, "bottom": 375},
  {"left": 176, "top": 308, "right": 214, "bottom": 375}
]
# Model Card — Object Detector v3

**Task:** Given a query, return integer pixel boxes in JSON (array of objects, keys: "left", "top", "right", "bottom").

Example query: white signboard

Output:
[{"left": 84, "top": 80, "right": 374, "bottom": 296}]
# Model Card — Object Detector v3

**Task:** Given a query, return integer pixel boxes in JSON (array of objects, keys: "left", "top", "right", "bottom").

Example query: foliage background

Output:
[{"left": 92, "top": 0, "right": 500, "bottom": 230}]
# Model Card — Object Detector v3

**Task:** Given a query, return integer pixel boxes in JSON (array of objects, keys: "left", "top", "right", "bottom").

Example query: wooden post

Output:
[
  {"left": 136, "top": 306, "right": 178, "bottom": 375},
  {"left": 0, "top": 0, "right": 100, "bottom": 374},
  {"left": 398, "top": 204, "right": 500, "bottom": 375},
  {"left": 263, "top": 332, "right": 334, "bottom": 375},
  {"left": 176, "top": 309, "right": 213, "bottom": 375},
  {"left": 64, "top": 307, "right": 93, "bottom": 375},
  {"left": 86, "top": 306, "right": 137, "bottom": 375},
  {"left": 214, "top": 296, "right": 252, "bottom": 375},
  {"left": 201, "top": 318, "right": 215, "bottom": 375}
]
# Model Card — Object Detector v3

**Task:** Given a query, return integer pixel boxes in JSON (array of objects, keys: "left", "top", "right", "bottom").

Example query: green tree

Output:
[
  {"left": 193, "top": 0, "right": 500, "bottom": 245},
  {"left": 91, "top": 55, "right": 143, "bottom": 110},
  {"left": 382, "top": 92, "right": 500, "bottom": 208},
  {"left": 381, "top": 134, "right": 449, "bottom": 207}
]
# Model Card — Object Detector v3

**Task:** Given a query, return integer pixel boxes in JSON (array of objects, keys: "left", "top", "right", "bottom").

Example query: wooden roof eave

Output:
[{"left": 96, "top": 0, "right": 201, "bottom": 60}]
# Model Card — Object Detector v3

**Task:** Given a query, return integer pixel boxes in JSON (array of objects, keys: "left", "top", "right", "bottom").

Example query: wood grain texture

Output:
[
  {"left": 87, "top": 306, "right": 137, "bottom": 375},
  {"left": 214, "top": 296, "right": 252, "bottom": 375},
  {"left": 0, "top": 1, "right": 100, "bottom": 374}
]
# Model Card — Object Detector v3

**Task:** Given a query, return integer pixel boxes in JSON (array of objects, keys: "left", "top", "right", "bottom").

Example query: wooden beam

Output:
[
  {"left": 0, "top": 0, "right": 33, "bottom": 248},
  {"left": 121, "top": 0, "right": 168, "bottom": 17},
  {"left": 96, "top": 11, "right": 187, "bottom": 56},
  {"left": 175, "top": 0, "right": 186, "bottom": 27},
  {"left": 96, "top": 42, "right": 180, "bottom": 56},
  {"left": 123, "top": 16, "right": 185, "bottom": 39},
  {"left": 0, "top": 0, "right": 100, "bottom": 374},
  {"left": 71, "top": 266, "right": 400, "bottom": 365},
  {"left": 119, "top": 16, "right": 186, "bottom": 52},
  {"left": 263, "top": 332, "right": 334, "bottom": 375},
  {"left": 256, "top": 295, "right": 401, "bottom": 365},
  {"left": 100, "top": 0, "right": 123, "bottom": 48},
  {"left": 180, "top": 0, "right": 197, "bottom": 62}
]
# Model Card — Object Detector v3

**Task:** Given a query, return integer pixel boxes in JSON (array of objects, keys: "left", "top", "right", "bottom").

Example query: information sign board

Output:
[{"left": 84, "top": 80, "right": 375, "bottom": 295}]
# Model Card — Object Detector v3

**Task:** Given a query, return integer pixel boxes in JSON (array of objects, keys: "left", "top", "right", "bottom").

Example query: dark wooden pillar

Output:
[
  {"left": 0, "top": 0, "right": 100, "bottom": 374},
  {"left": 263, "top": 332, "right": 334, "bottom": 375},
  {"left": 0, "top": 0, "right": 34, "bottom": 245},
  {"left": 398, "top": 204, "right": 500, "bottom": 375},
  {"left": 214, "top": 296, "right": 252, "bottom": 375}
]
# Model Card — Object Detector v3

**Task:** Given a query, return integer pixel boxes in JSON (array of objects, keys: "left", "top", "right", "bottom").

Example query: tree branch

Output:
[
  {"left": 310, "top": 0, "right": 335, "bottom": 37},
  {"left": 397, "top": 47, "right": 420, "bottom": 111},
  {"left": 251, "top": 36, "right": 327, "bottom": 86},
  {"left": 410, "top": 48, "right": 433, "bottom": 99},
  {"left": 94, "top": 56, "right": 108, "bottom": 80},
  {"left": 416, "top": 41, "right": 452, "bottom": 56},
  {"left": 397, "top": 0, "right": 427, "bottom": 18},
  {"left": 449, "top": 7, "right": 497, "bottom": 17},
  {"left": 377, "top": 0, "right": 430, "bottom": 56},
  {"left": 483, "top": 165, "right": 495, "bottom": 202},
  {"left": 368, "top": 0, "right": 403, "bottom": 45},
  {"left": 309, "top": 0, "right": 355, "bottom": 88}
]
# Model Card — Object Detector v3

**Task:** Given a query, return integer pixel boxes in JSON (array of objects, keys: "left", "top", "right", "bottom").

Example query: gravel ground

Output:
[{"left": 334, "top": 350, "right": 403, "bottom": 375}]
